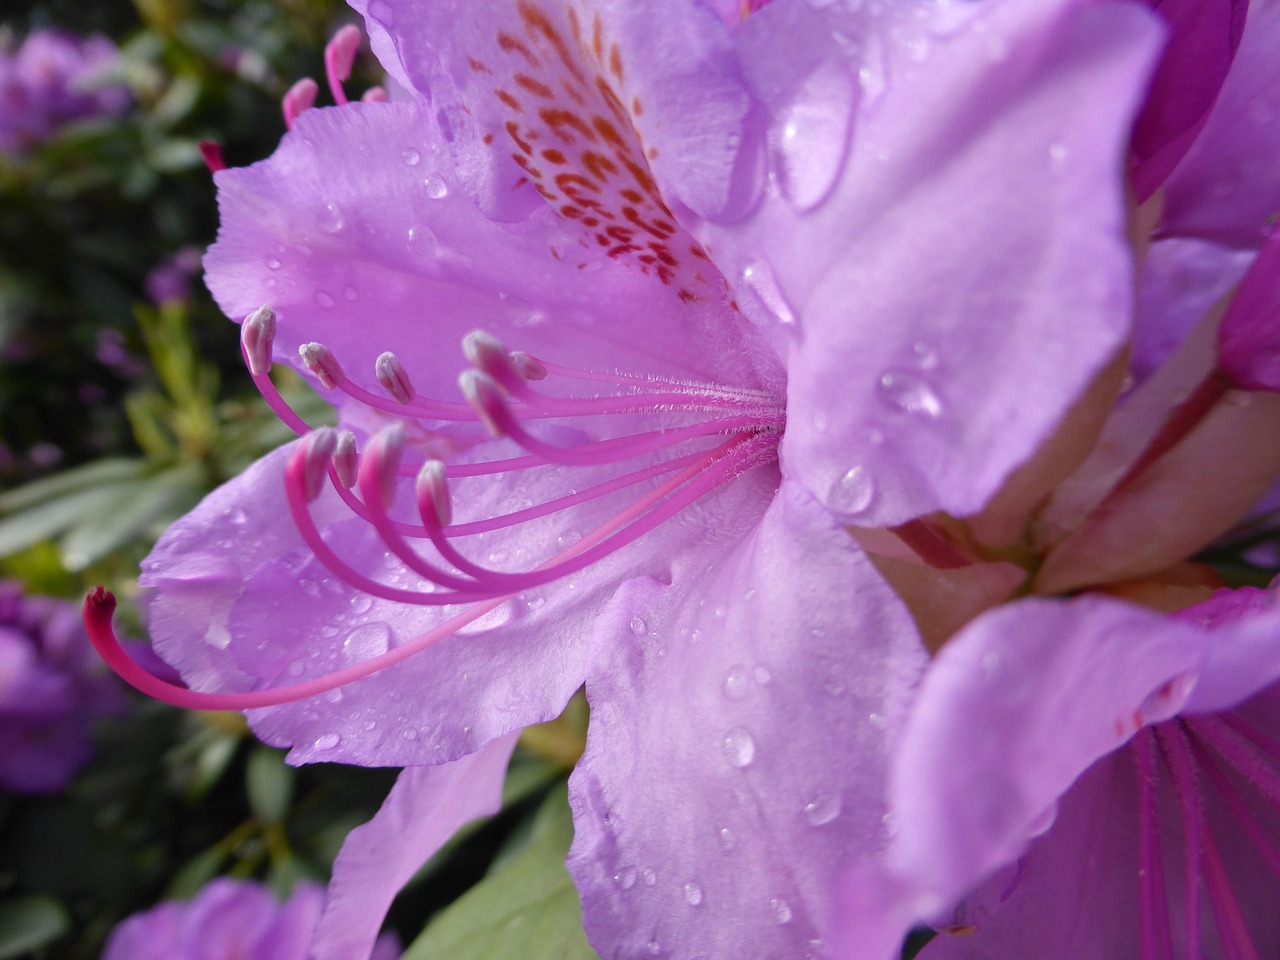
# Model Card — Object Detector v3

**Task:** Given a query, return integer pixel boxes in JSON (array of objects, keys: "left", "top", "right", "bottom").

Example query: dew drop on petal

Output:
[
  {"left": 802, "top": 792, "right": 842, "bottom": 826},
  {"left": 266, "top": 257, "right": 282, "bottom": 270},
  {"left": 315, "top": 290, "right": 336, "bottom": 308},
  {"left": 629, "top": 616, "right": 647, "bottom": 636},
  {"left": 641, "top": 867, "right": 657, "bottom": 886},
  {"left": 424, "top": 173, "right": 449, "bottom": 199},
  {"left": 723, "top": 727, "right": 756, "bottom": 768},
  {"left": 828, "top": 465, "right": 876, "bottom": 519},
  {"left": 739, "top": 258, "right": 797, "bottom": 327},
  {"left": 772, "top": 60, "right": 857, "bottom": 213},
  {"left": 723, "top": 664, "right": 750, "bottom": 701},
  {"left": 350, "top": 594, "right": 374, "bottom": 615},
  {"left": 771, "top": 898, "right": 794, "bottom": 925},
  {"left": 313, "top": 732, "right": 341, "bottom": 750},
  {"left": 718, "top": 826, "right": 736, "bottom": 850},
  {"left": 877, "top": 369, "right": 942, "bottom": 418},
  {"left": 316, "top": 203, "right": 344, "bottom": 233},
  {"left": 343, "top": 621, "right": 391, "bottom": 660},
  {"left": 645, "top": 941, "right": 661, "bottom": 956},
  {"left": 1027, "top": 801, "right": 1058, "bottom": 838},
  {"left": 614, "top": 867, "right": 637, "bottom": 890},
  {"left": 684, "top": 881, "right": 704, "bottom": 906},
  {"left": 402, "top": 147, "right": 421, "bottom": 166}
]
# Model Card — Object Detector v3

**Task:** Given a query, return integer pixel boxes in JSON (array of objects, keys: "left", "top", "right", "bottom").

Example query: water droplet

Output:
[
  {"left": 266, "top": 257, "right": 282, "bottom": 270},
  {"left": 771, "top": 898, "right": 794, "bottom": 925},
  {"left": 407, "top": 225, "right": 437, "bottom": 258},
  {"left": 315, "top": 290, "right": 336, "bottom": 308},
  {"left": 827, "top": 465, "right": 876, "bottom": 519},
  {"left": 878, "top": 369, "right": 942, "bottom": 418},
  {"left": 1026, "top": 801, "right": 1057, "bottom": 838},
  {"left": 629, "top": 616, "right": 647, "bottom": 636},
  {"left": 402, "top": 727, "right": 418, "bottom": 741},
  {"left": 364, "top": 719, "right": 377, "bottom": 730},
  {"left": 718, "top": 826, "right": 736, "bottom": 850},
  {"left": 739, "top": 258, "right": 797, "bottom": 327},
  {"left": 722, "top": 727, "right": 756, "bottom": 768},
  {"left": 684, "top": 881, "right": 704, "bottom": 906},
  {"left": 644, "top": 941, "right": 661, "bottom": 956},
  {"left": 350, "top": 594, "right": 374, "bottom": 615},
  {"left": 343, "top": 621, "right": 391, "bottom": 660},
  {"left": 313, "top": 732, "right": 341, "bottom": 750},
  {"left": 722, "top": 664, "right": 750, "bottom": 701},
  {"left": 316, "top": 202, "right": 344, "bottom": 233},
  {"left": 424, "top": 173, "right": 449, "bottom": 199},
  {"left": 287, "top": 659, "right": 305, "bottom": 677},
  {"left": 525, "top": 595, "right": 546, "bottom": 611},
  {"left": 614, "top": 867, "right": 637, "bottom": 889},
  {"left": 402, "top": 147, "right": 421, "bottom": 166},
  {"left": 752, "top": 664, "right": 772, "bottom": 685},
  {"left": 803, "top": 792, "right": 842, "bottom": 826},
  {"left": 773, "top": 61, "right": 857, "bottom": 213},
  {"left": 868, "top": 712, "right": 888, "bottom": 730},
  {"left": 912, "top": 341, "right": 939, "bottom": 369},
  {"left": 641, "top": 867, "right": 657, "bottom": 886}
]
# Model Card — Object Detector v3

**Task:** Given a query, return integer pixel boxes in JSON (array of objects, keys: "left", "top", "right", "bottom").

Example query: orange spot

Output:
[
  {"left": 608, "top": 43, "right": 624, "bottom": 82},
  {"left": 631, "top": 96, "right": 643, "bottom": 117},
  {"left": 591, "top": 14, "right": 604, "bottom": 62},
  {"left": 592, "top": 115, "right": 626, "bottom": 148},
  {"left": 515, "top": 72, "right": 555, "bottom": 99},
  {"left": 467, "top": 56, "right": 493, "bottom": 74},
  {"left": 495, "top": 89, "right": 522, "bottom": 112},
  {"left": 581, "top": 216, "right": 600, "bottom": 227},
  {"left": 519, "top": 1, "right": 588, "bottom": 85},
  {"left": 620, "top": 188, "right": 643, "bottom": 204},
  {"left": 678, "top": 288, "right": 699, "bottom": 303},
  {"left": 511, "top": 153, "right": 543, "bottom": 179},
  {"left": 623, "top": 158, "right": 657, "bottom": 194},
  {"left": 497, "top": 31, "right": 541, "bottom": 68},
  {"left": 649, "top": 242, "right": 678, "bottom": 267},
  {"left": 594, "top": 77, "right": 632, "bottom": 127},
  {"left": 606, "top": 225, "right": 635, "bottom": 243},
  {"left": 541, "top": 148, "right": 568, "bottom": 164},
  {"left": 657, "top": 265, "right": 674, "bottom": 285},
  {"left": 540, "top": 108, "right": 597, "bottom": 143},
  {"left": 482, "top": 132, "right": 495, "bottom": 145},
  {"left": 561, "top": 80, "right": 588, "bottom": 106},
  {"left": 567, "top": 5, "right": 581, "bottom": 40},
  {"left": 505, "top": 121, "right": 534, "bottom": 155},
  {"left": 560, "top": 205, "right": 584, "bottom": 219},
  {"left": 555, "top": 172, "right": 600, "bottom": 194},
  {"left": 647, "top": 146, "right": 659, "bottom": 160},
  {"left": 608, "top": 243, "right": 642, "bottom": 258},
  {"left": 690, "top": 244, "right": 709, "bottom": 260},
  {"left": 581, "top": 150, "right": 618, "bottom": 181}
]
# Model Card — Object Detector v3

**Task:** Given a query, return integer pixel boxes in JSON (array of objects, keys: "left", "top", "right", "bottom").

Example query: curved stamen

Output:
[
  {"left": 324, "top": 24, "right": 362, "bottom": 106},
  {"left": 282, "top": 77, "right": 318, "bottom": 130}
]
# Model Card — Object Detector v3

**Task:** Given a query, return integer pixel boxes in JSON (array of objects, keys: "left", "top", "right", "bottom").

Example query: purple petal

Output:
[
  {"left": 1216, "top": 227, "right": 1280, "bottom": 392},
  {"left": 204, "top": 100, "right": 771, "bottom": 399},
  {"left": 568, "top": 478, "right": 925, "bottom": 960},
  {"left": 1129, "top": 0, "right": 1247, "bottom": 202},
  {"left": 1161, "top": 0, "right": 1280, "bottom": 247},
  {"left": 698, "top": 0, "right": 1164, "bottom": 525},
  {"left": 1180, "top": 585, "right": 1280, "bottom": 713},
  {"left": 310, "top": 733, "right": 516, "bottom": 960}
]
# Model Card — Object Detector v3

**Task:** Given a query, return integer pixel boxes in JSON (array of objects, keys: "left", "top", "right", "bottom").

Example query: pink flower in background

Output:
[
  {"left": 0, "top": 30, "right": 129, "bottom": 153},
  {"left": 103, "top": 878, "right": 401, "bottom": 960}
]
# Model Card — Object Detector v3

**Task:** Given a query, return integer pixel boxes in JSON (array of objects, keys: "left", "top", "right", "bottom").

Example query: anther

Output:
[
  {"left": 299, "top": 342, "right": 346, "bottom": 389},
  {"left": 459, "top": 370, "right": 507, "bottom": 438},
  {"left": 416, "top": 460, "right": 453, "bottom": 527},
  {"left": 324, "top": 24, "right": 362, "bottom": 105},
  {"left": 360, "top": 425, "right": 407, "bottom": 510},
  {"left": 510, "top": 351, "right": 548, "bottom": 381},
  {"left": 332, "top": 430, "right": 358, "bottom": 489},
  {"left": 375, "top": 351, "right": 416, "bottom": 404},
  {"left": 299, "top": 428, "right": 339, "bottom": 502},
  {"left": 361, "top": 87, "right": 388, "bottom": 103},
  {"left": 463, "top": 330, "right": 526, "bottom": 393},
  {"left": 241, "top": 305, "right": 277, "bottom": 376},
  {"left": 282, "top": 77, "right": 318, "bottom": 130}
]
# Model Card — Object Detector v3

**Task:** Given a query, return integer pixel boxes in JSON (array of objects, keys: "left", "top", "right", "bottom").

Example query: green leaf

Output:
[
  {"left": 402, "top": 786, "right": 600, "bottom": 960},
  {"left": 59, "top": 461, "right": 204, "bottom": 569},
  {"left": 246, "top": 746, "right": 295, "bottom": 826},
  {"left": 0, "top": 484, "right": 140, "bottom": 558},
  {"left": 0, "top": 458, "right": 145, "bottom": 513},
  {"left": 0, "top": 896, "right": 70, "bottom": 959}
]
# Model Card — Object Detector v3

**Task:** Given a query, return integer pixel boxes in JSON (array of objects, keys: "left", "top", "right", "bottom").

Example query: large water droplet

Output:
[
  {"left": 827, "top": 465, "right": 875, "bottom": 519},
  {"left": 773, "top": 60, "right": 857, "bottom": 213},
  {"left": 402, "top": 147, "right": 421, "bottom": 166},
  {"left": 407, "top": 225, "right": 438, "bottom": 258},
  {"left": 266, "top": 257, "right": 282, "bottom": 270},
  {"left": 722, "top": 664, "right": 750, "bottom": 701},
  {"left": 739, "top": 259, "right": 797, "bottom": 327},
  {"left": 343, "top": 621, "right": 391, "bottom": 660},
  {"left": 315, "top": 290, "right": 336, "bottom": 308},
  {"left": 718, "top": 826, "right": 736, "bottom": 850},
  {"left": 802, "top": 792, "right": 842, "bottom": 826},
  {"left": 614, "top": 867, "right": 637, "bottom": 890},
  {"left": 877, "top": 369, "right": 942, "bottom": 418},
  {"left": 424, "top": 173, "right": 449, "bottom": 199},
  {"left": 641, "top": 867, "right": 657, "bottom": 886},
  {"left": 629, "top": 616, "right": 647, "bottom": 636},
  {"left": 313, "top": 732, "right": 341, "bottom": 750},
  {"left": 316, "top": 203, "right": 345, "bottom": 233},
  {"left": 771, "top": 897, "right": 794, "bottom": 925},
  {"left": 683, "top": 881, "right": 704, "bottom": 906},
  {"left": 350, "top": 594, "right": 374, "bottom": 615},
  {"left": 723, "top": 727, "right": 756, "bottom": 768}
]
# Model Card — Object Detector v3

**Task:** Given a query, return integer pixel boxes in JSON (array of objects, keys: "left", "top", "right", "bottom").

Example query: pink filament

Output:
[
  {"left": 1154, "top": 723, "right": 1202, "bottom": 958},
  {"left": 1135, "top": 729, "right": 1174, "bottom": 960}
]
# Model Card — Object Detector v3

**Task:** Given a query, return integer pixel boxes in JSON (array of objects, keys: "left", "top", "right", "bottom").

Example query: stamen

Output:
[
  {"left": 361, "top": 86, "right": 388, "bottom": 103},
  {"left": 416, "top": 460, "right": 452, "bottom": 527},
  {"left": 241, "top": 305, "right": 276, "bottom": 377},
  {"left": 332, "top": 430, "right": 358, "bottom": 489},
  {"left": 199, "top": 140, "right": 227, "bottom": 174},
  {"left": 282, "top": 77, "right": 319, "bottom": 130},
  {"left": 299, "top": 342, "right": 346, "bottom": 390},
  {"left": 375, "top": 351, "right": 416, "bottom": 405},
  {"left": 324, "top": 24, "right": 362, "bottom": 106},
  {"left": 510, "top": 351, "right": 547, "bottom": 381},
  {"left": 361, "top": 425, "right": 407, "bottom": 510},
  {"left": 299, "top": 428, "right": 339, "bottom": 502}
]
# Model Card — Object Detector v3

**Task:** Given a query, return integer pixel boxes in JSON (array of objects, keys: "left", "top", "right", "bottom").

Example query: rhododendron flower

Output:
[
  {"left": 0, "top": 581, "right": 122, "bottom": 792},
  {"left": 0, "top": 30, "right": 129, "bottom": 153},
  {"left": 832, "top": 0, "right": 1280, "bottom": 954},
  {"left": 103, "top": 878, "right": 401, "bottom": 960},
  {"left": 86, "top": 0, "right": 1173, "bottom": 955}
]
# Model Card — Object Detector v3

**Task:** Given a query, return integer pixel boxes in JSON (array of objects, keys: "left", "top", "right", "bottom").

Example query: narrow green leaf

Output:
[
  {"left": 246, "top": 746, "right": 295, "bottom": 826},
  {"left": 0, "top": 896, "right": 70, "bottom": 959},
  {"left": 402, "top": 786, "right": 600, "bottom": 960},
  {"left": 0, "top": 484, "right": 138, "bottom": 558},
  {"left": 0, "top": 458, "right": 144, "bottom": 513}
]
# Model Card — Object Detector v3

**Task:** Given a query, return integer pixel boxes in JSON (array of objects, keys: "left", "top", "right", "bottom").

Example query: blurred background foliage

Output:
[{"left": 0, "top": 2, "right": 591, "bottom": 957}]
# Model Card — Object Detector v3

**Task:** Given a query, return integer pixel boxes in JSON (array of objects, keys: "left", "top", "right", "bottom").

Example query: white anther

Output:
[
  {"left": 299, "top": 427, "right": 338, "bottom": 502},
  {"left": 364, "top": 424, "right": 407, "bottom": 509},
  {"left": 332, "top": 430, "right": 358, "bottom": 489},
  {"left": 415, "top": 459, "right": 453, "bottom": 527},
  {"left": 375, "top": 351, "right": 415, "bottom": 404},
  {"left": 299, "top": 342, "right": 346, "bottom": 389},
  {"left": 241, "top": 305, "right": 276, "bottom": 377},
  {"left": 462, "top": 329, "right": 508, "bottom": 368},
  {"left": 458, "top": 370, "right": 505, "bottom": 438},
  {"left": 509, "top": 351, "right": 548, "bottom": 381}
]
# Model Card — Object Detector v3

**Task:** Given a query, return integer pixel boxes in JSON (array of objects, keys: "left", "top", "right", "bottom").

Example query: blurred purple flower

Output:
[
  {"left": 0, "top": 30, "right": 129, "bottom": 153},
  {"left": 145, "top": 247, "right": 204, "bottom": 307},
  {"left": 0, "top": 581, "right": 123, "bottom": 792},
  {"left": 103, "top": 878, "right": 402, "bottom": 960}
]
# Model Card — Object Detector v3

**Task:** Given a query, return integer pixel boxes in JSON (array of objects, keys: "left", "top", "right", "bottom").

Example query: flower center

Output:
[{"left": 86, "top": 304, "right": 784, "bottom": 709}]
